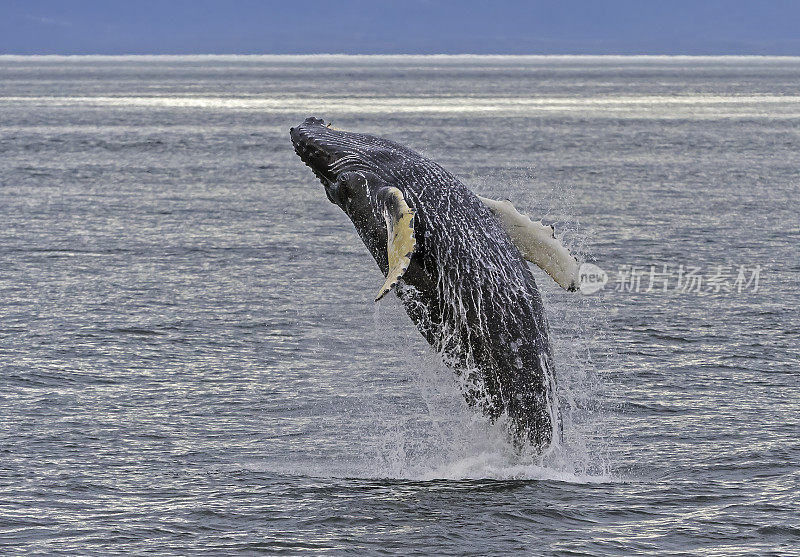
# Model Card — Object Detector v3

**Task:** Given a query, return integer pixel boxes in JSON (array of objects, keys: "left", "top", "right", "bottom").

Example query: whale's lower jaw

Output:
[
  {"left": 294, "top": 144, "right": 330, "bottom": 186},
  {"left": 291, "top": 131, "right": 333, "bottom": 187}
]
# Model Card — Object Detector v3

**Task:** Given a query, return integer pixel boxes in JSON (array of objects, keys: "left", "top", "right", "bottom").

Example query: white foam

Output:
[
  {"left": 245, "top": 453, "right": 615, "bottom": 484},
  {"left": 415, "top": 452, "right": 614, "bottom": 483}
]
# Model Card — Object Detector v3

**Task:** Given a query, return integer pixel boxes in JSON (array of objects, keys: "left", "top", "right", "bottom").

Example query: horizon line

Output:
[{"left": 2, "top": 53, "right": 800, "bottom": 60}]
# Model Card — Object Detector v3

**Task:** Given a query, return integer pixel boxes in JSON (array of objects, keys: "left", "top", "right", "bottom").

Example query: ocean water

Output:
[{"left": 1, "top": 55, "right": 798, "bottom": 555}]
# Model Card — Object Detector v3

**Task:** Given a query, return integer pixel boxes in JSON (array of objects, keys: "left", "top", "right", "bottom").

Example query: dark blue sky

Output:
[{"left": 2, "top": 0, "right": 799, "bottom": 55}]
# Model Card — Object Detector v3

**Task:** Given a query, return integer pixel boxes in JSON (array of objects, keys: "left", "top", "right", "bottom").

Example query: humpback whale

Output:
[{"left": 290, "top": 117, "right": 579, "bottom": 449}]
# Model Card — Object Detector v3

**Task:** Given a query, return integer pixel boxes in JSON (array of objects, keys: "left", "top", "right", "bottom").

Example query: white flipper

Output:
[
  {"left": 478, "top": 195, "right": 579, "bottom": 292},
  {"left": 375, "top": 187, "right": 417, "bottom": 301}
]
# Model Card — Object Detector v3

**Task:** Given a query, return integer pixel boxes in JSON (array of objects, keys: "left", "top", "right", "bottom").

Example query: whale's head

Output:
[
  {"left": 290, "top": 117, "right": 419, "bottom": 206},
  {"left": 292, "top": 117, "right": 371, "bottom": 212},
  {"left": 291, "top": 117, "right": 352, "bottom": 188},
  {"left": 290, "top": 117, "right": 416, "bottom": 271}
]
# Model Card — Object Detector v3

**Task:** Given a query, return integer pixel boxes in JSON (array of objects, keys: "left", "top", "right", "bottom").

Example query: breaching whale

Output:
[{"left": 290, "top": 117, "right": 579, "bottom": 449}]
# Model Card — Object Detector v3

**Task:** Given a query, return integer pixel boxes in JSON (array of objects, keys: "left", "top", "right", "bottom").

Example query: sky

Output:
[{"left": 1, "top": 0, "right": 799, "bottom": 56}]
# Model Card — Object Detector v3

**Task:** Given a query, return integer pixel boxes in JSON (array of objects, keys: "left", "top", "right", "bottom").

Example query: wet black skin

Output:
[{"left": 290, "top": 117, "right": 556, "bottom": 449}]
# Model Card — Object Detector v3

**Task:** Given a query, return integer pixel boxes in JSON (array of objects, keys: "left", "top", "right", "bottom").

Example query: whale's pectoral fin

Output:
[
  {"left": 478, "top": 195, "right": 579, "bottom": 291},
  {"left": 374, "top": 187, "right": 416, "bottom": 301}
]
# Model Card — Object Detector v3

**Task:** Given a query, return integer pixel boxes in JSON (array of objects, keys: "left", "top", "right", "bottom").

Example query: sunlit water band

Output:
[{"left": 3, "top": 94, "right": 800, "bottom": 118}]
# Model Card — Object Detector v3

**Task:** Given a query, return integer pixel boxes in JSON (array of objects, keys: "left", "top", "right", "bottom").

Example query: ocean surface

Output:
[{"left": 1, "top": 55, "right": 798, "bottom": 555}]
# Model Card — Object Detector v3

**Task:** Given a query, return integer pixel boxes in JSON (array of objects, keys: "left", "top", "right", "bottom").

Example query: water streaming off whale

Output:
[{"left": 1, "top": 55, "right": 798, "bottom": 555}]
